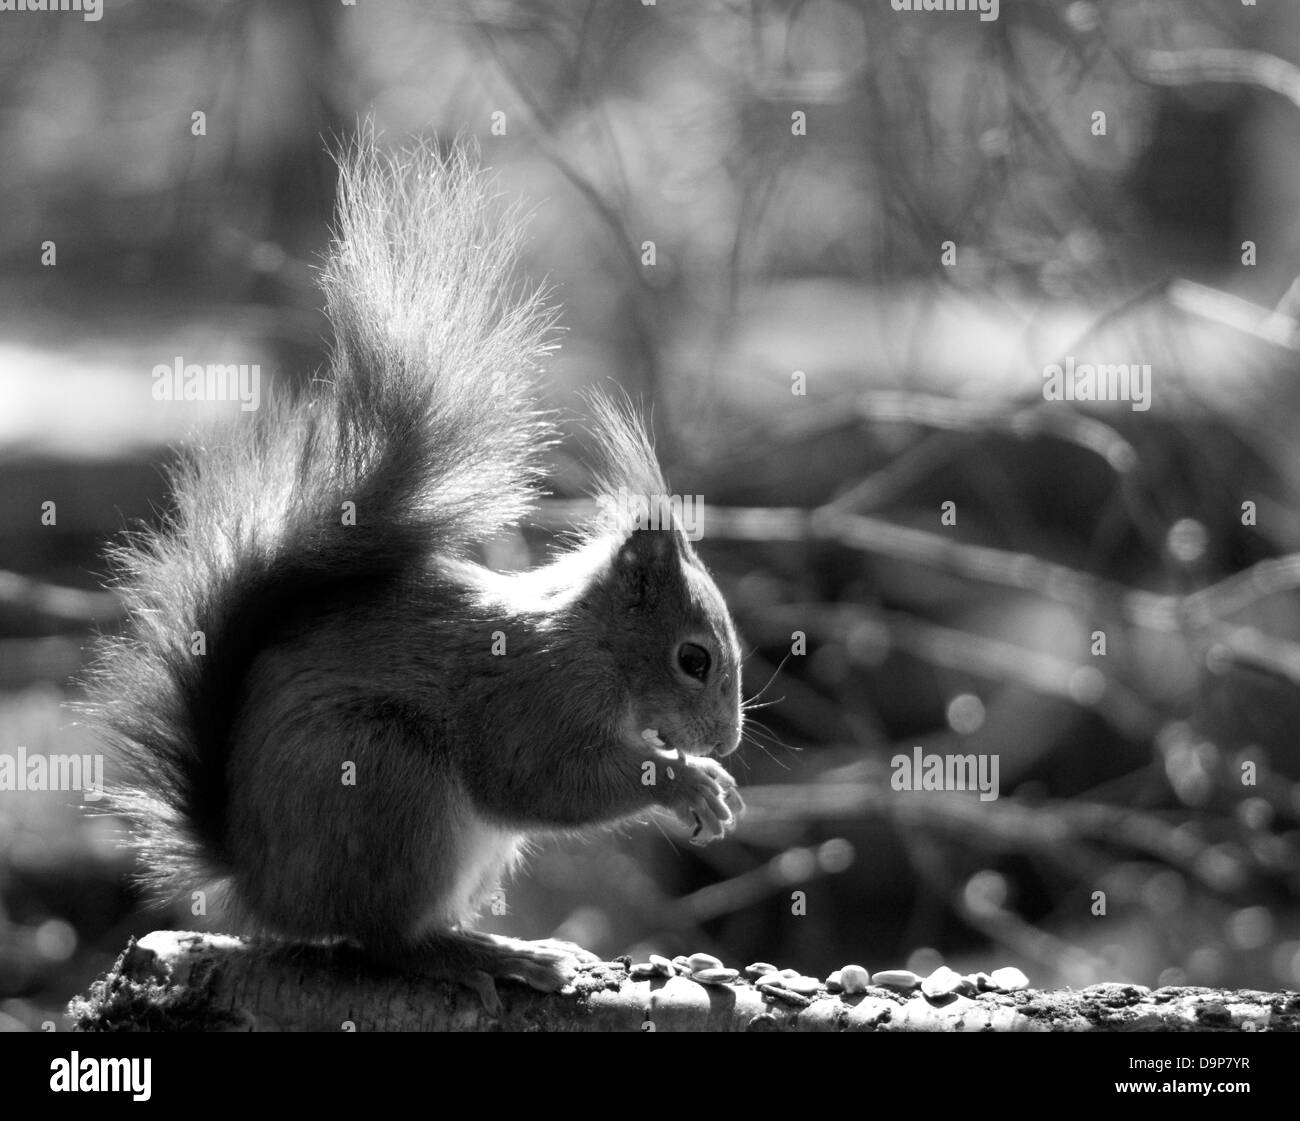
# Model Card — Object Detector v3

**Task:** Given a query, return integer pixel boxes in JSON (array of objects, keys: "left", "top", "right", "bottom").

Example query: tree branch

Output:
[{"left": 69, "top": 931, "right": 1299, "bottom": 1032}]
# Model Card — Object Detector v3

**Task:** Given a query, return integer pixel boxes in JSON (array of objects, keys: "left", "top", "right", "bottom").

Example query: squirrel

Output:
[{"left": 86, "top": 136, "right": 745, "bottom": 1006}]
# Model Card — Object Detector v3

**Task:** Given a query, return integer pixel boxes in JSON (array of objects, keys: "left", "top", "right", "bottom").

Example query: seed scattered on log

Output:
[
  {"left": 692, "top": 967, "right": 740, "bottom": 985},
  {"left": 760, "top": 984, "right": 811, "bottom": 1007},
  {"left": 921, "top": 965, "right": 965, "bottom": 999},
  {"left": 871, "top": 969, "right": 923, "bottom": 991},
  {"left": 784, "top": 975, "right": 823, "bottom": 996},
  {"left": 990, "top": 967, "right": 1029, "bottom": 992},
  {"left": 839, "top": 964, "right": 870, "bottom": 994}
]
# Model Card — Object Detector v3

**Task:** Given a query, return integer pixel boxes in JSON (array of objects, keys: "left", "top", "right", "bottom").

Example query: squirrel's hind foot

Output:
[
  {"left": 461, "top": 930, "right": 598, "bottom": 990},
  {"left": 397, "top": 929, "right": 598, "bottom": 1014}
]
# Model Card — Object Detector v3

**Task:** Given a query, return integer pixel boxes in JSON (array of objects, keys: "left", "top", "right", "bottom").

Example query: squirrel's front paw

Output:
[{"left": 665, "top": 756, "right": 744, "bottom": 844}]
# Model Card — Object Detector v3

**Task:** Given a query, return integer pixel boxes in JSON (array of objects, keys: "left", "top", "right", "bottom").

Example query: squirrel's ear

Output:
[{"left": 612, "top": 526, "right": 686, "bottom": 606}]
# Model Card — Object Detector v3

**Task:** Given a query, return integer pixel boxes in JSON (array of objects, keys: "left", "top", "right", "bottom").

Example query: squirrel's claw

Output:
[
  {"left": 528, "top": 938, "right": 600, "bottom": 965},
  {"left": 669, "top": 756, "right": 742, "bottom": 844}
]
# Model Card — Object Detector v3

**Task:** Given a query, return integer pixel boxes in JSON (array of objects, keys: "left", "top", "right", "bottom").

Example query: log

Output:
[{"left": 68, "top": 931, "right": 1300, "bottom": 1032}]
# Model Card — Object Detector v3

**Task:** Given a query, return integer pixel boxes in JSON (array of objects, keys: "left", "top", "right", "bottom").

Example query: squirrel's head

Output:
[
  {"left": 580, "top": 524, "right": 742, "bottom": 759},
  {"left": 572, "top": 394, "right": 743, "bottom": 760}
]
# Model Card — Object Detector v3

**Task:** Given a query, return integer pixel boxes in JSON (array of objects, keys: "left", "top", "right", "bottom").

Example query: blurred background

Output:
[{"left": 3, "top": 0, "right": 1300, "bottom": 1030}]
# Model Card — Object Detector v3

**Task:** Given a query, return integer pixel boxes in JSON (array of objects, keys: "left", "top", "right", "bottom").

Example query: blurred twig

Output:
[
  {"left": 0, "top": 570, "right": 120, "bottom": 624},
  {"left": 664, "top": 846, "right": 843, "bottom": 928},
  {"left": 846, "top": 391, "right": 1141, "bottom": 473},
  {"left": 749, "top": 602, "right": 1159, "bottom": 740},
  {"left": 740, "top": 776, "right": 1263, "bottom": 894},
  {"left": 827, "top": 430, "right": 972, "bottom": 513},
  {"left": 1169, "top": 281, "right": 1300, "bottom": 354},
  {"left": 539, "top": 496, "right": 1300, "bottom": 686},
  {"left": 1131, "top": 47, "right": 1300, "bottom": 110}
]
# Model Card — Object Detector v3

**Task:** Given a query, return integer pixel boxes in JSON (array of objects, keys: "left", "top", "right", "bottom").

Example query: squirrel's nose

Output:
[{"left": 714, "top": 728, "right": 741, "bottom": 757}]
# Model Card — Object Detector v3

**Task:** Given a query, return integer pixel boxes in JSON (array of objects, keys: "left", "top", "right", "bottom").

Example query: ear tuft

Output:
[{"left": 582, "top": 390, "right": 669, "bottom": 508}]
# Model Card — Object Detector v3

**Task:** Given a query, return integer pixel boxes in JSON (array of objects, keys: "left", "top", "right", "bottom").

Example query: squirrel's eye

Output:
[{"left": 676, "top": 642, "right": 710, "bottom": 682}]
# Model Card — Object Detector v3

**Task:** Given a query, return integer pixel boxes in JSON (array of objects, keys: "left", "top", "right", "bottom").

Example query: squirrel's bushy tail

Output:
[
  {"left": 322, "top": 136, "right": 559, "bottom": 544},
  {"left": 87, "top": 135, "right": 558, "bottom": 900}
]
